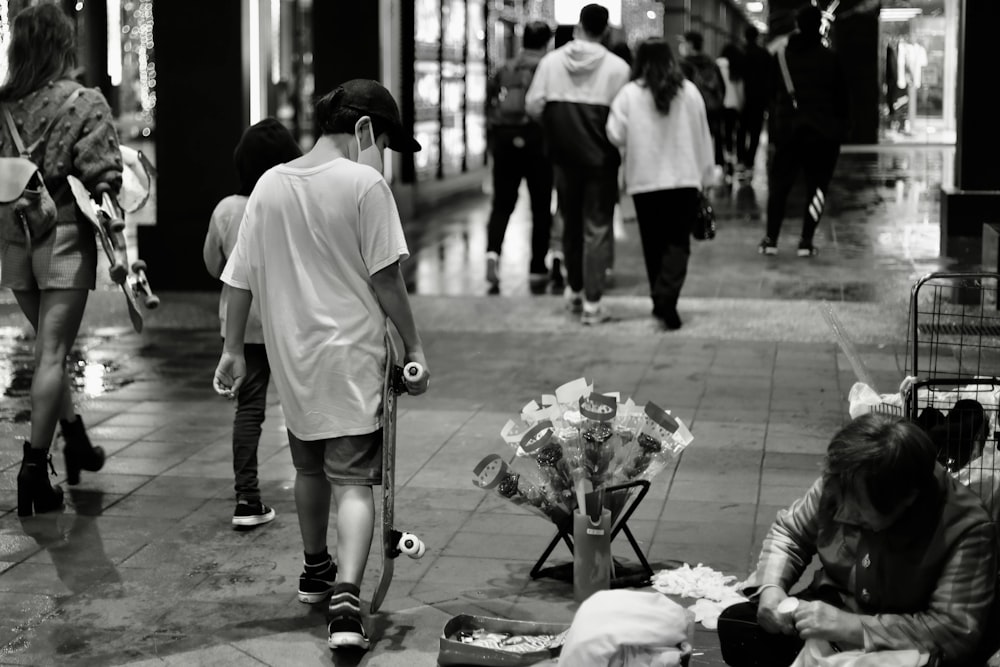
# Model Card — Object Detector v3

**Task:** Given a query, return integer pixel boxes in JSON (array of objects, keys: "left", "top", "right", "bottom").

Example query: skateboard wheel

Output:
[
  {"left": 109, "top": 219, "right": 125, "bottom": 233},
  {"left": 403, "top": 363, "right": 426, "bottom": 382},
  {"left": 144, "top": 295, "right": 160, "bottom": 310},
  {"left": 131, "top": 260, "right": 147, "bottom": 272},
  {"left": 398, "top": 532, "right": 425, "bottom": 558}
]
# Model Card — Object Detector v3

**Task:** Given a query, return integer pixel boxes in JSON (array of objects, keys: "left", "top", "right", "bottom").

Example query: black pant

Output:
[
  {"left": 487, "top": 132, "right": 553, "bottom": 274},
  {"left": 708, "top": 109, "right": 725, "bottom": 166},
  {"left": 738, "top": 105, "right": 765, "bottom": 169},
  {"left": 717, "top": 601, "right": 804, "bottom": 667},
  {"left": 632, "top": 188, "right": 696, "bottom": 316},
  {"left": 233, "top": 342, "right": 270, "bottom": 502},
  {"left": 553, "top": 163, "right": 618, "bottom": 302},
  {"left": 765, "top": 129, "right": 841, "bottom": 245},
  {"left": 722, "top": 108, "right": 740, "bottom": 158}
]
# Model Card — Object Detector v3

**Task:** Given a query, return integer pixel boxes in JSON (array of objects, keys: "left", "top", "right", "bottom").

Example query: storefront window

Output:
[{"left": 879, "top": 0, "right": 956, "bottom": 145}]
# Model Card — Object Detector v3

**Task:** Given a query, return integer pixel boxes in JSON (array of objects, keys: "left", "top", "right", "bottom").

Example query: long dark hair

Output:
[
  {"left": 0, "top": 4, "right": 77, "bottom": 102},
  {"left": 632, "top": 39, "right": 685, "bottom": 114}
]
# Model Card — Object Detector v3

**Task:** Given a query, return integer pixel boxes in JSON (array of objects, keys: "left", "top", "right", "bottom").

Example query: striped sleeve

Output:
[{"left": 858, "top": 520, "right": 997, "bottom": 663}]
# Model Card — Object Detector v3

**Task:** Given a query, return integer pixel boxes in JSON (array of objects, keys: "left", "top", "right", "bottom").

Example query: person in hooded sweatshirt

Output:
[
  {"left": 203, "top": 118, "right": 302, "bottom": 529},
  {"left": 758, "top": 5, "right": 848, "bottom": 258},
  {"left": 525, "top": 3, "right": 630, "bottom": 326}
]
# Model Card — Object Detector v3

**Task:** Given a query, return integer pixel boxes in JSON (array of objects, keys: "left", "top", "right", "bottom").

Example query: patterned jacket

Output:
[
  {"left": 0, "top": 79, "right": 122, "bottom": 223},
  {"left": 748, "top": 466, "right": 997, "bottom": 665}
]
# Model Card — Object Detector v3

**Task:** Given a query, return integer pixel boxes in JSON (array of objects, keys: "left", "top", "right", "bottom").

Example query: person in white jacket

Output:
[{"left": 606, "top": 38, "right": 715, "bottom": 330}]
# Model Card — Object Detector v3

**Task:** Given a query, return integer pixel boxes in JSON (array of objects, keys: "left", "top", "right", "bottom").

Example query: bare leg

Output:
[
  {"left": 14, "top": 289, "right": 88, "bottom": 450},
  {"left": 294, "top": 470, "right": 331, "bottom": 554},
  {"left": 332, "top": 484, "right": 375, "bottom": 586}
]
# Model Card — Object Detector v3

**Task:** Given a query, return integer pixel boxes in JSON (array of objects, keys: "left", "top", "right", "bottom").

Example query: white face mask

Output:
[{"left": 355, "top": 117, "right": 383, "bottom": 173}]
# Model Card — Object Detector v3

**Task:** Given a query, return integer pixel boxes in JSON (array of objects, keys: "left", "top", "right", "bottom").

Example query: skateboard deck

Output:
[
  {"left": 130, "top": 260, "right": 160, "bottom": 309},
  {"left": 67, "top": 175, "right": 143, "bottom": 333},
  {"left": 370, "top": 337, "right": 425, "bottom": 613}
]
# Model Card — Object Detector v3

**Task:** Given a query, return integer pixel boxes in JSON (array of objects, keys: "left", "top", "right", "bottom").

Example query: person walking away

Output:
[
  {"left": 1, "top": 4, "right": 124, "bottom": 516},
  {"left": 607, "top": 39, "right": 714, "bottom": 331},
  {"left": 717, "top": 40, "right": 745, "bottom": 184},
  {"left": 525, "top": 4, "right": 630, "bottom": 325},
  {"left": 203, "top": 118, "right": 302, "bottom": 529},
  {"left": 484, "top": 21, "right": 553, "bottom": 295},
  {"left": 679, "top": 31, "right": 726, "bottom": 178},
  {"left": 213, "top": 80, "right": 430, "bottom": 651},
  {"left": 759, "top": 5, "right": 848, "bottom": 257},
  {"left": 738, "top": 25, "right": 770, "bottom": 182}
]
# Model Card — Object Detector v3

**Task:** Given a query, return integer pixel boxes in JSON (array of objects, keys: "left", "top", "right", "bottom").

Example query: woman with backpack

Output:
[
  {"left": 0, "top": 4, "right": 124, "bottom": 516},
  {"left": 606, "top": 38, "right": 715, "bottom": 330}
]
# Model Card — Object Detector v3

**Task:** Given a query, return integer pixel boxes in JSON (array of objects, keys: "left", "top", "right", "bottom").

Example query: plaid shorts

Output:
[
  {"left": 0, "top": 221, "right": 97, "bottom": 290},
  {"left": 287, "top": 429, "right": 383, "bottom": 485}
]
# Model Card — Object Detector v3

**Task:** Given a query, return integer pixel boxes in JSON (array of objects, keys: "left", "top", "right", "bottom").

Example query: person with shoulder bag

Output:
[
  {"left": 0, "top": 4, "right": 125, "bottom": 517},
  {"left": 606, "top": 38, "right": 715, "bottom": 331}
]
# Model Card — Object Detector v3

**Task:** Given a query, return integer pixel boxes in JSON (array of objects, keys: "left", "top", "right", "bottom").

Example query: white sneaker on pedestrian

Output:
[{"left": 581, "top": 300, "right": 611, "bottom": 326}]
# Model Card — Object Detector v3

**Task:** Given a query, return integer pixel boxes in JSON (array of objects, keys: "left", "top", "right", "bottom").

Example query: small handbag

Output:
[{"left": 692, "top": 189, "right": 716, "bottom": 241}]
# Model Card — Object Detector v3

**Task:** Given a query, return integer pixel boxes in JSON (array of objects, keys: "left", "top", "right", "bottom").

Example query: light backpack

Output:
[{"left": 0, "top": 88, "right": 84, "bottom": 253}]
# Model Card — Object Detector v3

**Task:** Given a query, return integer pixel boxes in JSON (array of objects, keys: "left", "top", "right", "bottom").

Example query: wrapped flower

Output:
[
  {"left": 615, "top": 402, "right": 693, "bottom": 483},
  {"left": 472, "top": 454, "right": 572, "bottom": 524}
]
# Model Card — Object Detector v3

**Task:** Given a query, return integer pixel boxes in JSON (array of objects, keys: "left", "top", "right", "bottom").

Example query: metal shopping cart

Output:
[{"left": 898, "top": 271, "right": 1000, "bottom": 519}]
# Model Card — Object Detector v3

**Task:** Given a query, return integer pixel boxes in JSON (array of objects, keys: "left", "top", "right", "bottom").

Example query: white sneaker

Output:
[
  {"left": 564, "top": 287, "right": 583, "bottom": 314},
  {"left": 581, "top": 300, "right": 611, "bottom": 326}
]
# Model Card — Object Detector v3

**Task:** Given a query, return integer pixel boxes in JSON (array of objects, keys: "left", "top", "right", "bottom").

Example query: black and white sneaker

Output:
[
  {"left": 797, "top": 242, "right": 819, "bottom": 257},
  {"left": 231, "top": 500, "right": 275, "bottom": 528},
  {"left": 758, "top": 237, "right": 778, "bottom": 256},
  {"left": 328, "top": 612, "right": 370, "bottom": 650},
  {"left": 298, "top": 559, "right": 337, "bottom": 603}
]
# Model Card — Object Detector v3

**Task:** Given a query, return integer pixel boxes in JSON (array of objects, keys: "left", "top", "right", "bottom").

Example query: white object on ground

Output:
[{"left": 651, "top": 563, "right": 748, "bottom": 629}]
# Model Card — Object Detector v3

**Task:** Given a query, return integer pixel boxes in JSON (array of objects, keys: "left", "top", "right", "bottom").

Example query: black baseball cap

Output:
[{"left": 337, "top": 79, "right": 421, "bottom": 153}]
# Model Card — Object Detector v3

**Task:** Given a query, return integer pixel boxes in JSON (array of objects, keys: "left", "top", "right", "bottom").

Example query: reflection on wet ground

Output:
[{"left": 402, "top": 147, "right": 957, "bottom": 302}]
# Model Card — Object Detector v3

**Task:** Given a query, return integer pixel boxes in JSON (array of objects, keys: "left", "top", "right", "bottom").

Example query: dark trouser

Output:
[
  {"left": 554, "top": 163, "right": 618, "bottom": 303},
  {"left": 738, "top": 105, "right": 765, "bottom": 169},
  {"left": 722, "top": 108, "right": 740, "bottom": 158},
  {"left": 708, "top": 109, "right": 725, "bottom": 166},
  {"left": 233, "top": 342, "right": 270, "bottom": 502},
  {"left": 765, "top": 129, "right": 841, "bottom": 245},
  {"left": 487, "top": 133, "right": 553, "bottom": 275},
  {"left": 632, "top": 188, "right": 696, "bottom": 317},
  {"left": 717, "top": 601, "right": 804, "bottom": 667}
]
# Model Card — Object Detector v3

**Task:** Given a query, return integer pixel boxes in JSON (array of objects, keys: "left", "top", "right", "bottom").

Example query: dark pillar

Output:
[
  {"left": 940, "top": 0, "right": 1000, "bottom": 264},
  {"left": 312, "top": 1, "right": 380, "bottom": 100},
  {"left": 137, "top": 2, "right": 244, "bottom": 290}
]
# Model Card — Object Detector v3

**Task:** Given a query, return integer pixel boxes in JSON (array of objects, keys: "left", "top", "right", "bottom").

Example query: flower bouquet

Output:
[{"left": 472, "top": 378, "right": 694, "bottom": 526}]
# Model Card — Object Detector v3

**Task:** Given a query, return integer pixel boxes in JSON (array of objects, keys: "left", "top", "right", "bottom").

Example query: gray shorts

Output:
[
  {"left": 0, "top": 220, "right": 97, "bottom": 291},
  {"left": 287, "top": 429, "right": 383, "bottom": 485}
]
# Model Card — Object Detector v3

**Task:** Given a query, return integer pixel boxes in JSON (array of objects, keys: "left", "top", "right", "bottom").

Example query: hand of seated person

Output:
[
  {"left": 757, "top": 587, "right": 797, "bottom": 636},
  {"left": 792, "top": 600, "right": 863, "bottom": 646}
]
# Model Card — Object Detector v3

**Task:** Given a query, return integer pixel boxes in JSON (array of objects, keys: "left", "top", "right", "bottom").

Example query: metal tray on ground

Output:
[{"left": 438, "top": 614, "right": 570, "bottom": 666}]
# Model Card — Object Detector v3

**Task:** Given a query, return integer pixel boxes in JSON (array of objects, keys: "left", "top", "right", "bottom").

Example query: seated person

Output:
[{"left": 718, "top": 412, "right": 998, "bottom": 667}]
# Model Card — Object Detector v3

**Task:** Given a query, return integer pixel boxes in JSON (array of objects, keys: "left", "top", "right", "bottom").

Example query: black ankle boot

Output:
[
  {"left": 61, "top": 415, "right": 105, "bottom": 486},
  {"left": 17, "top": 442, "right": 64, "bottom": 517}
]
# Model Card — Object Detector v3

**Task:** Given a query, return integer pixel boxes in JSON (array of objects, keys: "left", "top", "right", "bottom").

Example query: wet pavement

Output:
[{"left": 0, "top": 145, "right": 983, "bottom": 666}]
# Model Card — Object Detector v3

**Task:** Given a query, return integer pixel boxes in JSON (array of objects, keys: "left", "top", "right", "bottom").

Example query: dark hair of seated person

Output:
[{"left": 821, "top": 412, "right": 938, "bottom": 516}]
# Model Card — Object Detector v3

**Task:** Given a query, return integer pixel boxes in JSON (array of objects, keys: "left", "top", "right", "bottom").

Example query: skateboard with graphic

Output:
[
  {"left": 370, "top": 337, "right": 427, "bottom": 614},
  {"left": 67, "top": 175, "right": 143, "bottom": 333}
]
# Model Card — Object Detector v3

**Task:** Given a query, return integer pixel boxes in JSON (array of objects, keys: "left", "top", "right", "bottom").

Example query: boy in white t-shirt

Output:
[{"left": 212, "top": 80, "right": 429, "bottom": 651}]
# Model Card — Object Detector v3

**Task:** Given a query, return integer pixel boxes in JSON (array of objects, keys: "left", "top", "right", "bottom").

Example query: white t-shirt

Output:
[{"left": 221, "top": 159, "right": 409, "bottom": 440}]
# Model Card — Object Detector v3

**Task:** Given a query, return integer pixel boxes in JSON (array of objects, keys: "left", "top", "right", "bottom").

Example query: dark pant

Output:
[
  {"left": 632, "top": 188, "right": 696, "bottom": 317},
  {"left": 233, "top": 342, "right": 270, "bottom": 502},
  {"left": 553, "top": 163, "right": 619, "bottom": 303},
  {"left": 487, "top": 133, "right": 553, "bottom": 274},
  {"left": 738, "top": 106, "right": 765, "bottom": 169},
  {"left": 766, "top": 130, "right": 841, "bottom": 245},
  {"left": 722, "top": 108, "right": 740, "bottom": 158},
  {"left": 708, "top": 109, "right": 725, "bottom": 166},
  {"left": 717, "top": 601, "right": 804, "bottom": 667}
]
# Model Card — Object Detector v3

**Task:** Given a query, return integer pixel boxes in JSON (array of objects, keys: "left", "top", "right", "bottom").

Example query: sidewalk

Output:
[{"left": 0, "top": 146, "right": 950, "bottom": 665}]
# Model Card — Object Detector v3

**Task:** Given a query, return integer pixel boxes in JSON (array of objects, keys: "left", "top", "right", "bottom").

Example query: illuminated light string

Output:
[
  {"left": 133, "top": 0, "right": 156, "bottom": 135},
  {"left": 0, "top": 0, "right": 9, "bottom": 84}
]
